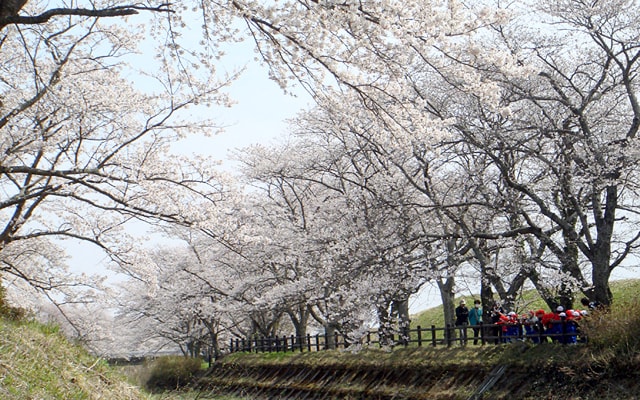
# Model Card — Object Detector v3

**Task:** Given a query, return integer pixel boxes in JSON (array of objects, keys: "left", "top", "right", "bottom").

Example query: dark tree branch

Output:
[{"left": 0, "top": 4, "right": 172, "bottom": 28}]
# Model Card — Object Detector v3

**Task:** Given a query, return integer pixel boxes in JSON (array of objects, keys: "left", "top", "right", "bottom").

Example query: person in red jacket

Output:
[
  {"left": 495, "top": 312, "right": 510, "bottom": 343},
  {"left": 545, "top": 306, "right": 565, "bottom": 343}
]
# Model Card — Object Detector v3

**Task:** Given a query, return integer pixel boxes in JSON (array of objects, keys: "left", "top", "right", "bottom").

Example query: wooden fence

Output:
[{"left": 229, "top": 320, "right": 582, "bottom": 353}]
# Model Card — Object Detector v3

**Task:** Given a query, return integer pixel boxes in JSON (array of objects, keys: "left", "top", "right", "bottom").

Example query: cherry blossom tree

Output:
[
  {"left": 411, "top": 0, "right": 640, "bottom": 306},
  {"left": 236, "top": 103, "right": 447, "bottom": 344},
  {"left": 238, "top": 0, "right": 640, "bottom": 307},
  {"left": 6, "top": 0, "right": 640, "bottom": 355},
  {"left": 235, "top": 145, "right": 367, "bottom": 344},
  {"left": 0, "top": 0, "right": 238, "bottom": 308},
  {"left": 225, "top": 1, "right": 540, "bottom": 312},
  {"left": 199, "top": 1, "right": 640, "bottom": 328},
  {"left": 115, "top": 243, "right": 245, "bottom": 359}
]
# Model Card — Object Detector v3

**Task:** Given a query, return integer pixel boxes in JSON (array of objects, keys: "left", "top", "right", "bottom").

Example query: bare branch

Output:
[{"left": 0, "top": 4, "right": 173, "bottom": 29}]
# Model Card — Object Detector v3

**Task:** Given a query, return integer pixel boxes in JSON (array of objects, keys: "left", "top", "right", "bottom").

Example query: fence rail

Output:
[{"left": 229, "top": 320, "right": 582, "bottom": 354}]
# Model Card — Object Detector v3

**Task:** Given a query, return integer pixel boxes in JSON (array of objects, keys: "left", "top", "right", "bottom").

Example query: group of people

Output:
[
  {"left": 454, "top": 299, "right": 484, "bottom": 345},
  {"left": 454, "top": 297, "right": 602, "bottom": 345}
]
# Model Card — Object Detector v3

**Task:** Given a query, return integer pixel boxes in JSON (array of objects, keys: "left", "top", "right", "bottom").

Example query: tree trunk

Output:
[
  {"left": 201, "top": 319, "right": 222, "bottom": 361},
  {"left": 376, "top": 300, "right": 395, "bottom": 347},
  {"left": 480, "top": 264, "right": 495, "bottom": 325},
  {"left": 437, "top": 276, "right": 455, "bottom": 339},
  {"left": 250, "top": 311, "right": 281, "bottom": 338},
  {"left": 589, "top": 185, "right": 616, "bottom": 306},
  {"left": 392, "top": 297, "right": 411, "bottom": 345},
  {"left": 324, "top": 323, "right": 338, "bottom": 350},
  {"left": 286, "top": 304, "right": 309, "bottom": 346},
  {"left": 210, "top": 332, "right": 221, "bottom": 362}
]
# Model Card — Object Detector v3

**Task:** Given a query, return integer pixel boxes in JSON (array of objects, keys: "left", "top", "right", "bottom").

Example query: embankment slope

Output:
[
  {"left": 0, "top": 318, "right": 149, "bottom": 400},
  {"left": 198, "top": 345, "right": 640, "bottom": 399}
]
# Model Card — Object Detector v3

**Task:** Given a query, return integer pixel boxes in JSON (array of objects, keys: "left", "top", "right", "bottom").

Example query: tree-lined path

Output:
[{"left": 1, "top": 0, "right": 639, "bottom": 362}]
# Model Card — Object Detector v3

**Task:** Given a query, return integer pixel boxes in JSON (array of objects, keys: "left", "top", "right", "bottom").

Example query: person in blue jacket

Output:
[{"left": 468, "top": 299, "right": 483, "bottom": 345}]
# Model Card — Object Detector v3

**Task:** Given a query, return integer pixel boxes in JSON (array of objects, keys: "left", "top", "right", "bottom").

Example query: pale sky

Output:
[{"left": 172, "top": 36, "right": 313, "bottom": 169}]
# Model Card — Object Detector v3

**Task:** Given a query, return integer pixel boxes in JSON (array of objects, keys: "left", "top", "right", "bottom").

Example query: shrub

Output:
[
  {"left": 145, "top": 355, "right": 204, "bottom": 392},
  {"left": 581, "top": 298, "right": 640, "bottom": 358},
  {"left": 0, "top": 284, "right": 26, "bottom": 321}
]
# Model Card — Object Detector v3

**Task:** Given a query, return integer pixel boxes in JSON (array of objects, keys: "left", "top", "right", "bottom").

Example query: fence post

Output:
[
  {"left": 417, "top": 326, "right": 422, "bottom": 347},
  {"left": 538, "top": 323, "right": 544, "bottom": 344},
  {"left": 315, "top": 334, "right": 320, "bottom": 351},
  {"left": 307, "top": 334, "right": 312, "bottom": 352},
  {"left": 431, "top": 325, "right": 437, "bottom": 347}
]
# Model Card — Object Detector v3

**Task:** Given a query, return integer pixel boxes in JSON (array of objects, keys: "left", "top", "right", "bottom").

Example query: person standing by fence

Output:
[
  {"left": 468, "top": 299, "right": 483, "bottom": 345},
  {"left": 543, "top": 306, "right": 565, "bottom": 343},
  {"left": 581, "top": 297, "right": 603, "bottom": 311},
  {"left": 455, "top": 299, "right": 470, "bottom": 346},
  {"left": 489, "top": 301, "right": 505, "bottom": 344}
]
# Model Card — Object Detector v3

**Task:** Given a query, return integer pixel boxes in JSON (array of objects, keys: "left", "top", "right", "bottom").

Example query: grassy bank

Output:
[
  {"left": 202, "top": 337, "right": 640, "bottom": 399},
  {"left": 0, "top": 317, "right": 241, "bottom": 399},
  {"left": 0, "top": 331, "right": 636, "bottom": 400},
  {"left": 0, "top": 318, "right": 149, "bottom": 399}
]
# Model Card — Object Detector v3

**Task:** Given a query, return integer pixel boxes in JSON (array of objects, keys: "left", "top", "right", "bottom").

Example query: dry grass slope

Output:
[{"left": 0, "top": 319, "right": 150, "bottom": 400}]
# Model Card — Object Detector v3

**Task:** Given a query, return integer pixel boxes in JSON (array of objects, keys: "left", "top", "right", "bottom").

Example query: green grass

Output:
[
  {"left": 0, "top": 318, "right": 150, "bottom": 400},
  {"left": 0, "top": 316, "right": 243, "bottom": 400},
  {"left": 149, "top": 392, "right": 244, "bottom": 399},
  {"left": 221, "top": 336, "right": 614, "bottom": 370}
]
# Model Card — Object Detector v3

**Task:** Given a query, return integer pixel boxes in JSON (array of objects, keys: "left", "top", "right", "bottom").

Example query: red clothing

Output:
[{"left": 541, "top": 312, "right": 560, "bottom": 328}]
